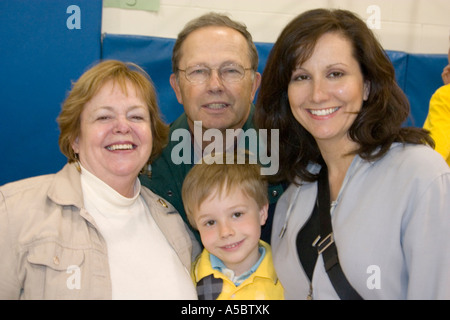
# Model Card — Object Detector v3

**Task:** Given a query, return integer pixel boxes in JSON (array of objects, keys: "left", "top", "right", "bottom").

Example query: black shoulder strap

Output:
[{"left": 316, "top": 164, "right": 363, "bottom": 300}]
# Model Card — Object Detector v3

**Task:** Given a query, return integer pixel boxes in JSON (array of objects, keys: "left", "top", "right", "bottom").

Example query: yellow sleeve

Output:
[{"left": 423, "top": 84, "right": 450, "bottom": 165}]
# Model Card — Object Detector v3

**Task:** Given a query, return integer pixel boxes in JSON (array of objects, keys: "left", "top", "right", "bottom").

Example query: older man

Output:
[{"left": 140, "top": 12, "right": 285, "bottom": 242}]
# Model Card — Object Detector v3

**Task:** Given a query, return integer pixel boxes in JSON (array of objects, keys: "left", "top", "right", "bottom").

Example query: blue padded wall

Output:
[
  {"left": 102, "top": 34, "right": 446, "bottom": 128},
  {"left": 1, "top": 23, "right": 446, "bottom": 185},
  {"left": 102, "top": 34, "right": 180, "bottom": 124},
  {"left": 386, "top": 51, "right": 408, "bottom": 91},
  {"left": 404, "top": 53, "right": 448, "bottom": 126},
  {"left": 0, "top": 0, "right": 102, "bottom": 185}
]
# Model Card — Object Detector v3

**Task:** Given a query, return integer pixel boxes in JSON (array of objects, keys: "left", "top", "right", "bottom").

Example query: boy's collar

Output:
[{"left": 209, "top": 244, "right": 265, "bottom": 286}]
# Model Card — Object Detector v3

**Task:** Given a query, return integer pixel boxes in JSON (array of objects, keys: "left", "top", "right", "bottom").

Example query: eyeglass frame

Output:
[{"left": 177, "top": 63, "right": 254, "bottom": 84}]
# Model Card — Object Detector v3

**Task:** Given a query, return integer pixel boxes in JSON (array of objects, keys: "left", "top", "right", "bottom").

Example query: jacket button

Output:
[
  {"left": 272, "top": 190, "right": 278, "bottom": 197},
  {"left": 53, "top": 256, "right": 60, "bottom": 265}
]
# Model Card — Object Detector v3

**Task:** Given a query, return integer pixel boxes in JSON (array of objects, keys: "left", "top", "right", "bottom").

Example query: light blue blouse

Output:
[{"left": 272, "top": 143, "right": 450, "bottom": 299}]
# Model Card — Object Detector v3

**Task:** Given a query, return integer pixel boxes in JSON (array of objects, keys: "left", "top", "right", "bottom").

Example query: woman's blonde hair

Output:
[
  {"left": 57, "top": 60, "right": 169, "bottom": 171},
  {"left": 181, "top": 152, "right": 268, "bottom": 229}
]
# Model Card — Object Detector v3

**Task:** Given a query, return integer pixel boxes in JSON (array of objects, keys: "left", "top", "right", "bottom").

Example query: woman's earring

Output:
[
  {"left": 140, "top": 163, "right": 152, "bottom": 178},
  {"left": 74, "top": 153, "right": 81, "bottom": 173}
]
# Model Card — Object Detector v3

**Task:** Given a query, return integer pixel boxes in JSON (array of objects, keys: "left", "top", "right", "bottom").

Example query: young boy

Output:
[{"left": 181, "top": 152, "right": 284, "bottom": 300}]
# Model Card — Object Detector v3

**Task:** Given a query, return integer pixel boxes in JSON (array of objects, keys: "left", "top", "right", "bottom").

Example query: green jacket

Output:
[{"left": 139, "top": 105, "right": 285, "bottom": 242}]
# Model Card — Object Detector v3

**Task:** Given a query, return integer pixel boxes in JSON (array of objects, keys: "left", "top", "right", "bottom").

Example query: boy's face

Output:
[{"left": 194, "top": 186, "right": 268, "bottom": 276}]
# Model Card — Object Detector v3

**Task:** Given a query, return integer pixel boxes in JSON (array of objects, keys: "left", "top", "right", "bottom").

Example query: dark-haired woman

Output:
[{"left": 255, "top": 9, "right": 450, "bottom": 299}]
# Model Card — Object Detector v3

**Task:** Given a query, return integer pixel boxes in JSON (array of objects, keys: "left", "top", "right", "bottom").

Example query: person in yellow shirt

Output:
[
  {"left": 423, "top": 38, "right": 450, "bottom": 166},
  {"left": 181, "top": 152, "right": 284, "bottom": 300}
]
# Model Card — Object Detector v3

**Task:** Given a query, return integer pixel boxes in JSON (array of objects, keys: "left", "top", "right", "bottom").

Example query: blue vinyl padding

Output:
[
  {"left": 404, "top": 53, "right": 448, "bottom": 126},
  {"left": 0, "top": 0, "right": 102, "bottom": 184},
  {"left": 102, "top": 34, "right": 447, "bottom": 127},
  {"left": 0, "top": 27, "right": 446, "bottom": 184}
]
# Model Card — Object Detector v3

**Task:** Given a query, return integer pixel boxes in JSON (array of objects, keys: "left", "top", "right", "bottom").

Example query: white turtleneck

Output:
[{"left": 79, "top": 166, "right": 197, "bottom": 299}]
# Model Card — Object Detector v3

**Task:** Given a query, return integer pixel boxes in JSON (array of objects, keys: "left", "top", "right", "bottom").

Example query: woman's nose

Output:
[
  {"left": 311, "top": 79, "right": 329, "bottom": 103},
  {"left": 113, "top": 116, "right": 131, "bottom": 134}
]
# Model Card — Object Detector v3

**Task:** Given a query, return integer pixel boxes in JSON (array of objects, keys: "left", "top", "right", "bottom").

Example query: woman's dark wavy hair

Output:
[{"left": 254, "top": 8, "right": 433, "bottom": 184}]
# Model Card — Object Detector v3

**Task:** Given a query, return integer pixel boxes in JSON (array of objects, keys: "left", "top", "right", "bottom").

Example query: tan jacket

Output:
[{"left": 0, "top": 163, "right": 198, "bottom": 299}]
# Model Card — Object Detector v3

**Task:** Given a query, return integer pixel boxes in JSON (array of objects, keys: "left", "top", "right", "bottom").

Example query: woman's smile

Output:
[
  {"left": 307, "top": 106, "right": 341, "bottom": 117},
  {"left": 105, "top": 143, "right": 137, "bottom": 151}
]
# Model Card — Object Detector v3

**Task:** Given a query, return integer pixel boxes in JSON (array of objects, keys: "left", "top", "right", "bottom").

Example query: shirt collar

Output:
[{"left": 210, "top": 244, "right": 265, "bottom": 286}]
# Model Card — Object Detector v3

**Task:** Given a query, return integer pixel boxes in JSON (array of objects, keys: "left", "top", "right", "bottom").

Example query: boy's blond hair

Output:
[{"left": 181, "top": 152, "right": 268, "bottom": 229}]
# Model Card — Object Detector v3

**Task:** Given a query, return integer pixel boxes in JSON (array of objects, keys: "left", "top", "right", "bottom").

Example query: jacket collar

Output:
[{"left": 47, "top": 163, "right": 84, "bottom": 209}]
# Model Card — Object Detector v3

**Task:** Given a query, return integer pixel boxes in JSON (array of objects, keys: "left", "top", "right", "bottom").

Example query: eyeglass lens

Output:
[{"left": 183, "top": 64, "right": 247, "bottom": 83}]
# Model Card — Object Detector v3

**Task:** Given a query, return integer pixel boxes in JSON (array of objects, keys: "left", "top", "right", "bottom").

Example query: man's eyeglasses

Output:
[{"left": 178, "top": 64, "right": 253, "bottom": 84}]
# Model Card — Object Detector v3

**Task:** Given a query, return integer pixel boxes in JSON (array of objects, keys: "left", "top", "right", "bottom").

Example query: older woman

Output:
[
  {"left": 255, "top": 9, "right": 450, "bottom": 299},
  {"left": 0, "top": 60, "right": 198, "bottom": 299}
]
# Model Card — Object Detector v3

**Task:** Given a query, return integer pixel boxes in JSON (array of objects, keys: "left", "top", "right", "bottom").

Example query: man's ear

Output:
[
  {"left": 250, "top": 72, "right": 262, "bottom": 102},
  {"left": 170, "top": 73, "right": 183, "bottom": 104}
]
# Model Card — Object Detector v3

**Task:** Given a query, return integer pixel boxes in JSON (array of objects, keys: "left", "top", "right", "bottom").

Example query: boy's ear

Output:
[{"left": 259, "top": 203, "right": 269, "bottom": 226}]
